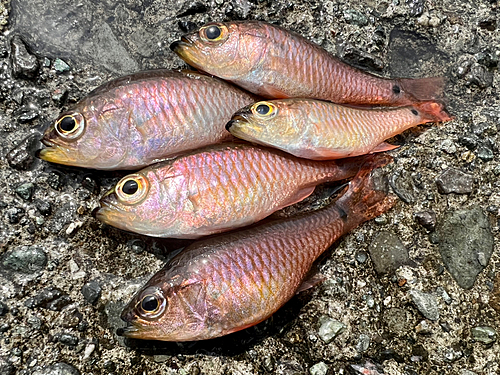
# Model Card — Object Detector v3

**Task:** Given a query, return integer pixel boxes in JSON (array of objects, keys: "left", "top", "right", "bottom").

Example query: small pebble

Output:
[
  {"left": 368, "top": 231, "right": 410, "bottom": 275},
  {"left": 55, "top": 332, "right": 79, "bottom": 346},
  {"left": 6, "top": 207, "right": 25, "bottom": 224},
  {"left": 0, "top": 301, "right": 8, "bottom": 316},
  {"left": 414, "top": 210, "right": 436, "bottom": 231},
  {"left": 31, "top": 362, "right": 80, "bottom": 375},
  {"left": 356, "top": 334, "right": 371, "bottom": 352},
  {"left": 318, "top": 316, "right": 346, "bottom": 343},
  {"left": 2, "top": 246, "right": 47, "bottom": 273},
  {"left": 415, "top": 320, "right": 432, "bottom": 334},
  {"left": 309, "top": 362, "right": 328, "bottom": 375},
  {"left": 409, "top": 290, "right": 439, "bottom": 321},
  {"left": 53, "top": 58, "right": 70, "bottom": 73},
  {"left": 471, "top": 326, "right": 497, "bottom": 344},
  {"left": 355, "top": 251, "right": 368, "bottom": 263},
  {"left": 14, "top": 182, "right": 35, "bottom": 201},
  {"left": 7, "top": 134, "right": 40, "bottom": 171},
  {"left": 10, "top": 35, "right": 39, "bottom": 79},
  {"left": 81, "top": 281, "right": 102, "bottom": 305},
  {"left": 436, "top": 168, "right": 474, "bottom": 194},
  {"left": 34, "top": 199, "right": 52, "bottom": 216}
]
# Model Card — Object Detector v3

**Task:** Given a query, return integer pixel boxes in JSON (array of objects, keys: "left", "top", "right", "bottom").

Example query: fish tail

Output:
[
  {"left": 413, "top": 101, "right": 454, "bottom": 123},
  {"left": 397, "top": 76, "right": 446, "bottom": 102},
  {"left": 336, "top": 154, "right": 396, "bottom": 230}
]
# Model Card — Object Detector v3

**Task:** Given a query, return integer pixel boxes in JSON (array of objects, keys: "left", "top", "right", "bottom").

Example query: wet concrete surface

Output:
[{"left": 0, "top": 0, "right": 499, "bottom": 374}]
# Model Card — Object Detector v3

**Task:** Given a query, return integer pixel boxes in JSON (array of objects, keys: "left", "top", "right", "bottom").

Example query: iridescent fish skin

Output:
[
  {"left": 228, "top": 99, "right": 452, "bottom": 159},
  {"left": 120, "top": 155, "right": 395, "bottom": 341},
  {"left": 39, "top": 70, "right": 255, "bottom": 170},
  {"left": 96, "top": 143, "right": 369, "bottom": 239},
  {"left": 171, "top": 21, "right": 444, "bottom": 106}
]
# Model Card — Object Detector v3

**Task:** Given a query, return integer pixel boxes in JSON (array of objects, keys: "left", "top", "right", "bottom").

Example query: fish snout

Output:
[
  {"left": 169, "top": 36, "right": 192, "bottom": 52},
  {"left": 226, "top": 114, "right": 248, "bottom": 131}
]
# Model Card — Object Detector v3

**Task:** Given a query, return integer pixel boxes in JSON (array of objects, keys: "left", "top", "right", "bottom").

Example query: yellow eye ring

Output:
[
  {"left": 138, "top": 289, "right": 167, "bottom": 319},
  {"left": 55, "top": 113, "right": 85, "bottom": 140},
  {"left": 200, "top": 23, "right": 228, "bottom": 43},
  {"left": 251, "top": 102, "right": 277, "bottom": 118},
  {"left": 115, "top": 174, "right": 150, "bottom": 205}
]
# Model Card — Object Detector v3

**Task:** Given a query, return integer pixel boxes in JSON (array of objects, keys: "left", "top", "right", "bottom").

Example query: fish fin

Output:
[
  {"left": 336, "top": 154, "right": 397, "bottom": 230},
  {"left": 397, "top": 76, "right": 446, "bottom": 102},
  {"left": 296, "top": 271, "right": 326, "bottom": 294},
  {"left": 276, "top": 186, "right": 316, "bottom": 211},
  {"left": 412, "top": 101, "right": 454, "bottom": 123},
  {"left": 370, "top": 142, "right": 400, "bottom": 153},
  {"left": 293, "top": 148, "right": 355, "bottom": 160}
]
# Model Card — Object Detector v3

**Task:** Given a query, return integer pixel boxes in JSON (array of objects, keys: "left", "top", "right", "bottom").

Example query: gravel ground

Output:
[{"left": 0, "top": 0, "right": 499, "bottom": 374}]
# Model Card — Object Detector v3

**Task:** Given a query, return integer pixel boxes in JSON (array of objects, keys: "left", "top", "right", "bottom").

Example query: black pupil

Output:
[
  {"left": 59, "top": 116, "right": 76, "bottom": 132},
  {"left": 141, "top": 295, "right": 159, "bottom": 312},
  {"left": 411, "top": 109, "right": 419, "bottom": 116},
  {"left": 256, "top": 104, "right": 270, "bottom": 115},
  {"left": 122, "top": 180, "right": 139, "bottom": 195},
  {"left": 206, "top": 25, "right": 221, "bottom": 40}
]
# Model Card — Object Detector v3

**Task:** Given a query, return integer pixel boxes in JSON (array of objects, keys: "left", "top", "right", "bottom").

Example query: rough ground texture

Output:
[{"left": 0, "top": 0, "right": 499, "bottom": 374}]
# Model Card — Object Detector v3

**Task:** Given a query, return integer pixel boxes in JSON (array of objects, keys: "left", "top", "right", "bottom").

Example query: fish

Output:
[
  {"left": 227, "top": 99, "right": 453, "bottom": 159},
  {"left": 96, "top": 142, "right": 371, "bottom": 239},
  {"left": 170, "top": 20, "right": 445, "bottom": 107},
  {"left": 38, "top": 70, "right": 256, "bottom": 170},
  {"left": 120, "top": 154, "right": 396, "bottom": 341}
]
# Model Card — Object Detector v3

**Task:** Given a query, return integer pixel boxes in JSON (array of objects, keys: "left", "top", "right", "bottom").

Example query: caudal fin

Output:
[
  {"left": 397, "top": 76, "right": 446, "bottom": 102},
  {"left": 336, "top": 154, "right": 396, "bottom": 230},
  {"left": 413, "top": 101, "right": 454, "bottom": 123}
]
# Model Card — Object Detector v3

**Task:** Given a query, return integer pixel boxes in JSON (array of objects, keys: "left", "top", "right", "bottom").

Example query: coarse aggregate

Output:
[{"left": 0, "top": 0, "right": 499, "bottom": 374}]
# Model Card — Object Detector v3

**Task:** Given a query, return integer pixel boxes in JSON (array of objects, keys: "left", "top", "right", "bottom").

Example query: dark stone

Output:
[
  {"left": 409, "top": 289, "right": 439, "bottom": 321},
  {"left": 478, "top": 18, "right": 496, "bottom": 31},
  {"left": 405, "top": 0, "right": 425, "bottom": 16},
  {"left": 48, "top": 202, "right": 76, "bottom": 233},
  {"left": 0, "top": 323, "right": 10, "bottom": 332},
  {"left": 178, "top": 20, "right": 198, "bottom": 33},
  {"left": 412, "top": 345, "right": 429, "bottom": 361},
  {"left": 389, "top": 170, "right": 419, "bottom": 204},
  {"left": 377, "top": 348, "right": 404, "bottom": 363},
  {"left": 14, "top": 182, "right": 35, "bottom": 201},
  {"left": 0, "top": 301, "right": 7, "bottom": 316},
  {"left": 458, "top": 134, "right": 478, "bottom": 150},
  {"left": 55, "top": 332, "right": 79, "bottom": 346},
  {"left": 17, "top": 108, "right": 40, "bottom": 123},
  {"left": 127, "top": 239, "right": 145, "bottom": 254},
  {"left": 47, "top": 172, "right": 63, "bottom": 190},
  {"left": 466, "top": 64, "right": 494, "bottom": 89},
  {"left": 81, "top": 281, "right": 102, "bottom": 305},
  {"left": 10, "top": 35, "right": 39, "bottom": 79},
  {"left": 437, "top": 207, "right": 494, "bottom": 289},
  {"left": 76, "top": 320, "right": 89, "bottom": 332},
  {"left": 7, "top": 134, "right": 40, "bottom": 171},
  {"left": 0, "top": 36, "right": 8, "bottom": 57},
  {"left": 25, "top": 287, "right": 62, "bottom": 309},
  {"left": 34, "top": 199, "right": 52, "bottom": 216},
  {"left": 2, "top": 246, "right": 47, "bottom": 273},
  {"left": 32, "top": 362, "right": 80, "bottom": 375},
  {"left": 476, "top": 144, "right": 494, "bottom": 161},
  {"left": 414, "top": 210, "right": 437, "bottom": 231},
  {"left": 368, "top": 231, "right": 411, "bottom": 275},
  {"left": 6, "top": 207, "right": 25, "bottom": 224},
  {"left": 436, "top": 168, "right": 474, "bottom": 194},
  {"left": 47, "top": 295, "right": 73, "bottom": 311}
]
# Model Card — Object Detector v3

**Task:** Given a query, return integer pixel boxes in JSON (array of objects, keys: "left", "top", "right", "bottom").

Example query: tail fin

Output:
[
  {"left": 413, "top": 101, "right": 454, "bottom": 123},
  {"left": 336, "top": 154, "right": 396, "bottom": 230},
  {"left": 397, "top": 76, "right": 446, "bottom": 102}
]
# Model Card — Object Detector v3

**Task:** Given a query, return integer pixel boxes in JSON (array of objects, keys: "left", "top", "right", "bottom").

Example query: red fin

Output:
[
  {"left": 336, "top": 154, "right": 396, "bottom": 230},
  {"left": 370, "top": 142, "right": 400, "bottom": 153},
  {"left": 413, "top": 101, "right": 454, "bottom": 123},
  {"left": 276, "top": 186, "right": 316, "bottom": 211},
  {"left": 296, "top": 272, "right": 326, "bottom": 294},
  {"left": 397, "top": 76, "right": 445, "bottom": 102}
]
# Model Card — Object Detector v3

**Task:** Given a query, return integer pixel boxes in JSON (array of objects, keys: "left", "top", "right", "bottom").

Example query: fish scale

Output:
[{"left": 121, "top": 156, "right": 395, "bottom": 341}]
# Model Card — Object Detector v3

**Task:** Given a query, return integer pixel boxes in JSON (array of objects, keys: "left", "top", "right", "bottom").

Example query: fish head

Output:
[
  {"left": 227, "top": 100, "right": 302, "bottom": 148},
  {"left": 39, "top": 99, "right": 129, "bottom": 169},
  {"left": 170, "top": 21, "right": 268, "bottom": 80},
  {"left": 96, "top": 166, "right": 182, "bottom": 236},
  {"left": 121, "top": 274, "right": 211, "bottom": 341}
]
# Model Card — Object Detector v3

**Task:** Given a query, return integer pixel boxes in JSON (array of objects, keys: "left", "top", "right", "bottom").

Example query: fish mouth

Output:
[
  {"left": 225, "top": 115, "right": 248, "bottom": 131},
  {"left": 38, "top": 144, "right": 78, "bottom": 165},
  {"left": 169, "top": 36, "right": 192, "bottom": 53}
]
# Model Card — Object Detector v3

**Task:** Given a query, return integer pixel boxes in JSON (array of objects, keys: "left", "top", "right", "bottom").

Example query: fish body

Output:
[
  {"left": 228, "top": 99, "right": 452, "bottom": 159},
  {"left": 171, "top": 21, "right": 444, "bottom": 107},
  {"left": 97, "top": 143, "right": 368, "bottom": 238},
  {"left": 39, "top": 70, "right": 255, "bottom": 170},
  {"left": 120, "top": 155, "right": 395, "bottom": 341}
]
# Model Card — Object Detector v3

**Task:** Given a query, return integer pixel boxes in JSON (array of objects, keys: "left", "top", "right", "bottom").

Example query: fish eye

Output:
[
  {"left": 138, "top": 290, "right": 166, "bottom": 319},
  {"left": 55, "top": 113, "right": 85, "bottom": 140},
  {"left": 200, "top": 23, "right": 228, "bottom": 43},
  {"left": 251, "top": 102, "right": 277, "bottom": 118},
  {"left": 115, "top": 174, "right": 150, "bottom": 205}
]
